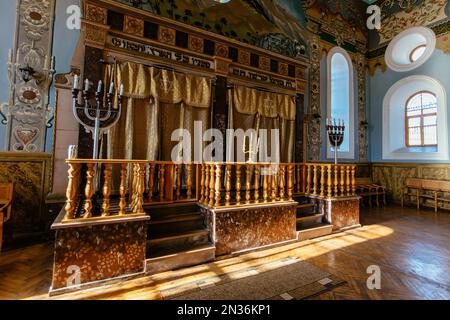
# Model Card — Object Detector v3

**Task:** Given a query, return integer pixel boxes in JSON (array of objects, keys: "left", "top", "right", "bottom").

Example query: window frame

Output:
[
  {"left": 326, "top": 47, "right": 355, "bottom": 160},
  {"left": 408, "top": 44, "right": 427, "bottom": 63},
  {"left": 405, "top": 90, "right": 438, "bottom": 148}
]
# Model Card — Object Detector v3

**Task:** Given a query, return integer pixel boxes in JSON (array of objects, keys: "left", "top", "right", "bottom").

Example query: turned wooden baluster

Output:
[
  {"left": 334, "top": 165, "right": 339, "bottom": 197},
  {"left": 209, "top": 164, "right": 215, "bottom": 207},
  {"left": 204, "top": 164, "right": 210, "bottom": 205},
  {"left": 225, "top": 164, "right": 232, "bottom": 206},
  {"left": 236, "top": 164, "right": 242, "bottom": 204},
  {"left": 187, "top": 164, "right": 193, "bottom": 199},
  {"left": 346, "top": 166, "right": 351, "bottom": 196},
  {"left": 215, "top": 164, "right": 222, "bottom": 207},
  {"left": 296, "top": 165, "right": 301, "bottom": 193},
  {"left": 200, "top": 164, "right": 206, "bottom": 203},
  {"left": 134, "top": 163, "right": 145, "bottom": 213},
  {"left": 245, "top": 165, "right": 251, "bottom": 204},
  {"left": 279, "top": 165, "right": 286, "bottom": 200},
  {"left": 271, "top": 166, "right": 277, "bottom": 201},
  {"left": 287, "top": 164, "right": 294, "bottom": 201},
  {"left": 148, "top": 163, "right": 155, "bottom": 202},
  {"left": 254, "top": 164, "right": 260, "bottom": 203},
  {"left": 340, "top": 166, "right": 346, "bottom": 196},
  {"left": 83, "top": 163, "right": 95, "bottom": 219},
  {"left": 159, "top": 164, "right": 166, "bottom": 202},
  {"left": 129, "top": 164, "right": 136, "bottom": 205},
  {"left": 306, "top": 165, "right": 311, "bottom": 195},
  {"left": 320, "top": 165, "right": 325, "bottom": 197},
  {"left": 263, "top": 165, "right": 269, "bottom": 203},
  {"left": 175, "top": 164, "right": 181, "bottom": 200},
  {"left": 64, "top": 163, "right": 81, "bottom": 220},
  {"left": 119, "top": 163, "right": 127, "bottom": 215},
  {"left": 102, "top": 163, "right": 113, "bottom": 217},
  {"left": 327, "top": 164, "right": 332, "bottom": 198},
  {"left": 313, "top": 165, "right": 318, "bottom": 196},
  {"left": 351, "top": 166, "right": 356, "bottom": 196}
]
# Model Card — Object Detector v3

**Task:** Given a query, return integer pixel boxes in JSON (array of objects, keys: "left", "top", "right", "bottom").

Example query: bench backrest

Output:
[
  {"left": 0, "top": 183, "right": 13, "bottom": 204},
  {"left": 355, "top": 177, "right": 372, "bottom": 185},
  {"left": 405, "top": 178, "right": 450, "bottom": 191}
]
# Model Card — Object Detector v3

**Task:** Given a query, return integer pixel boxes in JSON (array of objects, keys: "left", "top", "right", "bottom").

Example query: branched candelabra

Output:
[
  {"left": 72, "top": 76, "right": 123, "bottom": 159},
  {"left": 326, "top": 119, "right": 345, "bottom": 165}
]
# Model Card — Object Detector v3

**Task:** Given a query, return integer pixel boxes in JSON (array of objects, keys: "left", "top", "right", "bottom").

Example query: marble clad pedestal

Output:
[
  {"left": 201, "top": 202, "right": 297, "bottom": 256},
  {"left": 50, "top": 210, "right": 150, "bottom": 295},
  {"left": 317, "top": 196, "right": 361, "bottom": 231}
]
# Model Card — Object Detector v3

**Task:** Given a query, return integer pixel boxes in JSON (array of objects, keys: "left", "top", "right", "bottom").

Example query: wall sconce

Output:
[{"left": 18, "top": 64, "right": 36, "bottom": 83}]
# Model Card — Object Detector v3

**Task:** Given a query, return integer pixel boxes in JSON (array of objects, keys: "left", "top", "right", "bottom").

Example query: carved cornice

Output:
[{"left": 81, "top": 0, "right": 308, "bottom": 93}]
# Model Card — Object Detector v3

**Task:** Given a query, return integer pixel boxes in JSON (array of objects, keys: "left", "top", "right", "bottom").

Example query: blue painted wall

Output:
[
  {"left": 368, "top": 49, "right": 450, "bottom": 163},
  {"left": 0, "top": 0, "right": 80, "bottom": 152},
  {"left": 45, "top": 0, "right": 80, "bottom": 152},
  {"left": 0, "top": 0, "right": 17, "bottom": 151}
]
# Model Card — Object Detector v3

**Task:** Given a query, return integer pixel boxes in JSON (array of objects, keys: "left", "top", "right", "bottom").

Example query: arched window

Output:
[
  {"left": 327, "top": 47, "right": 354, "bottom": 159},
  {"left": 405, "top": 91, "right": 438, "bottom": 147}
]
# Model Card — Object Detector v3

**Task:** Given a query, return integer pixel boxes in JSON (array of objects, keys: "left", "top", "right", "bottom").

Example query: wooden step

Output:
[
  {"left": 296, "top": 213, "right": 324, "bottom": 229},
  {"left": 145, "top": 203, "right": 199, "bottom": 217},
  {"left": 297, "top": 223, "right": 333, "bottom": 241},
  {"left": 148, "top": 229, "right": 210, "bottom": 252},
  {"left": 148, "top": 213, "right": 205, "bottom": 237},
  {"left": 145, "top": 243, "right": 216, "bottom": 275},
  {"left": 296, "top": 203, "right": 316, "bottom": 216},
  {"left": 149, "top": 212, "right": 203, "bottom": 225}
]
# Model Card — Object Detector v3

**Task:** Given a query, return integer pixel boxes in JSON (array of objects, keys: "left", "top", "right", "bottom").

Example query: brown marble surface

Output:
[
  {"left": 326, "top": 198, "right": 360, "bottom": 231},
  {"left": 204, "top": 203, "right": 297, "bottom": 256},
  {"left": 52, "top": 220, "right": 148, "bottom": 290}
]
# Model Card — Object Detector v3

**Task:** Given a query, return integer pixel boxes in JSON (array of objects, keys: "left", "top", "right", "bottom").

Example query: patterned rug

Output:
[{"left": 163, "top": 257, "right": 346, "bottom": 300}]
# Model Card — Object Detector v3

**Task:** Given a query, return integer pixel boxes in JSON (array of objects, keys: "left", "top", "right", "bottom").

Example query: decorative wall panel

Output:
[
  {"left": 0, "top": 152, "right": 52, "bottom": 232},
  {"left": 372, "top": 163, "right": 450, "bottom": 202},
  {"left": 307, "top": 35, "right": 322, "bottom": 161},
  {"left": 0, "top": 0, "right": 56, "bottom": 152},
  {"left": 356, "top": 53, "right": 368, "bottom": 162}
]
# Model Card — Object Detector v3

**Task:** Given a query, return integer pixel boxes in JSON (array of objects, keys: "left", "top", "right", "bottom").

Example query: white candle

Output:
[
  {"left": 84, "top": 78, "right": 90, "bottom": 91},
  {"left": 109, "top": 81, "right": 114, "bottom": 94},
  {"left": 119, "top": 83, "right": 124, "bottom": 96},
  {"left": 97, "top": 80, "right": 103, "bottom": 93},
  {"left": 73, "top": 75, "right": 79, "bottom": 89}
]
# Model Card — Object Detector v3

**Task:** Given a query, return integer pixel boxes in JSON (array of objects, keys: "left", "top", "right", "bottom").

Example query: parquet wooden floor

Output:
[{"left": 0, "top": 206, "right": 449, "bottom": 300}]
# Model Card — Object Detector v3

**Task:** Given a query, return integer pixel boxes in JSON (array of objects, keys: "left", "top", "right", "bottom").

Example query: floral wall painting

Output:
[
  {"left": 114, "top": 0, "right": 310, "bottom": 60},
  {"left": 370, "top": 0, "right": 450, "bottom": 49}
]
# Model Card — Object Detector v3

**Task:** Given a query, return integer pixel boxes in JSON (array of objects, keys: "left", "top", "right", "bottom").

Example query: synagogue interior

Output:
[{"left": 0, "top": 0, "right": 449, "bottom": 301}]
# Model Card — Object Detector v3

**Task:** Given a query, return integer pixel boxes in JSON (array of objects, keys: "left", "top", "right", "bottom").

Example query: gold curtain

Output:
[
  {"left": 231, "top": 86, "right": 296, "bottom": 163},
  {"left": 104, "top": 62, "right": 212, "bottom": 161}
]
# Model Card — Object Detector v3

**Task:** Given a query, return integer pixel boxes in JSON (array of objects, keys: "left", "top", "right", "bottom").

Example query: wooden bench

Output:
[
  {"left": 0, "top": 183, "right": 13, "bottom": 252},
  {"left": 401, "top": 178, "right": 450, "bottom": 212},
  {"left": 355, "top": 177, "right": 386, "bottom": 207}
]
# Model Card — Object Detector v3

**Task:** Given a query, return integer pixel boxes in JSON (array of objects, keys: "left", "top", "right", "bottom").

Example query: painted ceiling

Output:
[{"left": 113, "top": 0, "right": 369, "bottom": 59}]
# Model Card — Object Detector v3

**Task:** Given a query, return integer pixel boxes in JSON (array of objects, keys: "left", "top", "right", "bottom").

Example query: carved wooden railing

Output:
[
  {"left": 304, "top": 163, "right": 356, "bottom": 198},
  {"left": 63, "top": 160, "right": 356, "bottom": 220},
  {"left": 63, "top": 159, "right": 200, "bottom": 221},
  {"left": 199, "top": 162, "right": 307, "bottom": 209}
]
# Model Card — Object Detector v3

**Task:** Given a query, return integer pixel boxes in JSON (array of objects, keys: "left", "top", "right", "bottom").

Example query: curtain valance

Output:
[
  {"left": 106, "top": 62, "right": 212, "bottom": 108},
  {"left": 232, "top": 86, "right": 296, "bottom": 120}
]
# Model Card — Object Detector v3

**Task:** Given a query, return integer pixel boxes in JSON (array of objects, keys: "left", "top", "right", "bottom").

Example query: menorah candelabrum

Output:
[
  {"left": 72, "top": 76, "right": 123, "bottom": 159},
  {"left": 326, "top": 118, "right": 345, "bottom": 165}
]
